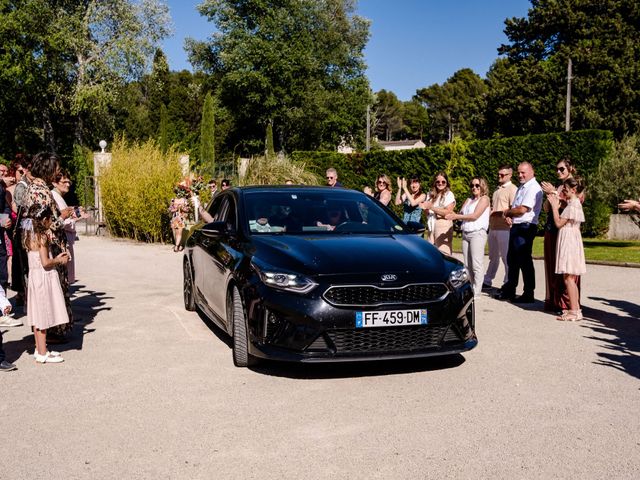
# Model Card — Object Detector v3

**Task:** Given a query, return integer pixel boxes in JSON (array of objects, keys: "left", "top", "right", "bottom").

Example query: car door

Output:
[
  {"left": 192, "top": 195, "right": 224, "bottom": 308},
  {"left": 201, "top": 194, "right": 241, "bottom": 321}
]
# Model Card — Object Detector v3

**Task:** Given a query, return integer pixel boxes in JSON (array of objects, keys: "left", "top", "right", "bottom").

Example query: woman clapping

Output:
[{"left": 446, "top": 177, "right": 490, "bottom": 297}]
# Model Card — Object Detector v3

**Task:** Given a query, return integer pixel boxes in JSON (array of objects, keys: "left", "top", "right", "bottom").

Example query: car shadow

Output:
[
  {"left": 2, "top": 284, "right": 112, "bottom": 362},
  {"left": 251, "top": 354, "right": 466, "bottom": 379},
  {"left": 581, "top": 296, "right": 640, "bottom": 381}
]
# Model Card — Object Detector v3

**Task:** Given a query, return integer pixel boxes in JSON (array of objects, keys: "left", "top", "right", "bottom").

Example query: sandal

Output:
[
  {"left": 556, "top": 310, "right": 583, "bottom": 322},
  {"left": 178, "top": 245, "right": 184, "bottom": 252},
  {"left": 173, "top": 246, "right": 179, "bottom": 252}
]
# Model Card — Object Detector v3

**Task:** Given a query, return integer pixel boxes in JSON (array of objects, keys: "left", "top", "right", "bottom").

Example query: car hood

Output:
[{"left": 250, "top": 234, "right": 451, "bottom": 279}]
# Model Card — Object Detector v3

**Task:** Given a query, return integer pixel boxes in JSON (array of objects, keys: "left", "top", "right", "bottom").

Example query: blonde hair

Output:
[{"left": 376, "top": 174, "right": 392, "bottom": 194}]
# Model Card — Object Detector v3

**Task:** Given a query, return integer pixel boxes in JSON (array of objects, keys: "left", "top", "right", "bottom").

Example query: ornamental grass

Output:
[
  {"left": 100, "top": 137, "right": 182, "bottom": 242},
  {"left": 239, "top": 153, "right": 320, "bottom": 186}
]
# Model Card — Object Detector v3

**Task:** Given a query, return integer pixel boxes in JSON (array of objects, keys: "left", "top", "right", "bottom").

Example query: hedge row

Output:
[{"left": 292, "top": 129, "right": 614, "bottom": 236}]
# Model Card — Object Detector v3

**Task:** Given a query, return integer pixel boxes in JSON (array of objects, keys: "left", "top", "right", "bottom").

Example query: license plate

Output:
[{"left": 355, "top": 309, "right": 427, "bottom": 328}]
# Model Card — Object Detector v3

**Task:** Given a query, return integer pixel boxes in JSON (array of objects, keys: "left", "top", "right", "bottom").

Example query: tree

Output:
[
  {"left": 149, "top": 48, "right": 171, "bottom": 130},
  {"left": 491, "top": 0, "right": 640, "bottom": 138},
  {"left": 402, "top": 99, "right": 430, "bottom": 141},
  {"left": 0, "top": 0, "right": 171, "bottom": 158},
  {"left": 187, "top": 0, "right": 371, "bottom": 152},
  {"left": 158, "top": 103, "right": 169, "bottom": 153},
  {"left": 372, "top": 90, "right": 404, "bottom": 141},
  {"left": 265, "top": 121, "right": 275, "bottom": 158},
  {"left": 199, "top": 92, "right": 215, "bottom": 175},
  {"left": 415, "top": 68, "right": 487, "bottom": 143}
]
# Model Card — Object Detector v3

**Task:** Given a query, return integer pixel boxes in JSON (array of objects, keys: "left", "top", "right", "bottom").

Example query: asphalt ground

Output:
[{"left": 1, "top": 235, "right": 639, "bottom": 479}]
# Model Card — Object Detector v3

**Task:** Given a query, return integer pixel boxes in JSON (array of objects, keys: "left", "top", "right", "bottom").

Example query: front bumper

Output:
[{"left": 241, "top": 280, "right": 477, "bottom": 363}]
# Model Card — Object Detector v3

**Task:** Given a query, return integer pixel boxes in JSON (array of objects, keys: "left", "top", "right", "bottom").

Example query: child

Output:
[
  {"left": 547, "top": 177, "right": 586, "bottom": 321},
  {"left": 23, "top": 205, "right": 70, "bottom": 363}
]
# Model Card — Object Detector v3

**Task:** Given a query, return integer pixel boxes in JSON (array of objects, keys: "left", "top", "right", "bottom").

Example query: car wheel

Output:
[
  {"left": 232, "top": 286, "right": 256, "bottom": 367},
  {"left": 183, "top": 258, "right": 196, "bottom": 312}
]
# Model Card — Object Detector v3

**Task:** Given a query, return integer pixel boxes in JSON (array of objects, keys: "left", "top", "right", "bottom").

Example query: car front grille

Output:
[
  {"left": 323, "top": 283, "right": 448, "bottom": 307},
  {"left": 323, "top": 325, "right": 446, "bottom": 353}
]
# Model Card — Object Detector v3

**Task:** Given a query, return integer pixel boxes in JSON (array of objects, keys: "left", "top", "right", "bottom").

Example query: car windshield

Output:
[{"left": 243, "top": 190, "right": 408, "bottom": 235}]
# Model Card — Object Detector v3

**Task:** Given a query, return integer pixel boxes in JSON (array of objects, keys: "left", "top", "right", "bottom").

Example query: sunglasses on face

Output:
[
  {"left": 557, "top": 167, "right": 566, "bottom": 173},
  {"left": 498, "top": 173, "right": 509, "bottom": 178},
  {"left": 377, "top": 180, "right": 387, "bottom": 185},
  {"left": 470, "top": 183, "right": 481, "bottom": 188},
  {"left": 326, "top": 176, "right": 335, "bottom": 180},
  {"left": 435, "top": 181, "right": 446, "bottom": 185}
]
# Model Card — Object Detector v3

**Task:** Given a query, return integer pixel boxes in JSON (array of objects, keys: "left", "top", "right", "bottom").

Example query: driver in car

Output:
[{"left": 317, "top": 207, "right": 345, "bottom": 231}]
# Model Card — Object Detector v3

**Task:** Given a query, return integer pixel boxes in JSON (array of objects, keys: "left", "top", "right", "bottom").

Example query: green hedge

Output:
[{"left": 292, "top": 129, "right": 614, "bottom": 236}]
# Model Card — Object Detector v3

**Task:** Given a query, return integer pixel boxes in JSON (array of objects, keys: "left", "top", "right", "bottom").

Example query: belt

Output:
[{"left": 512, "top": 222, "right": 536, "bottom": 227}]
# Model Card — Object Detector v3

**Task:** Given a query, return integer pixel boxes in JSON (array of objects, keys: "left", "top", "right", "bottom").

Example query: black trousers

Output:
[{"left": 502, "top": 223, "right": 538, "bottom": 296}]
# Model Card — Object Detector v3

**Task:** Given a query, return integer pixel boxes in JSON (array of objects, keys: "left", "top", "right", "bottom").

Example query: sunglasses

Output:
[
  {"left": 557, "top": 167, "right": 566, "bottom": 173},
  {"left": 377, "top": 180, "right": 387, "bottom": 185},
  {"left": 326, "top": 176, "right": 335, "bottom": 180},
  {"left": 435, "top": 180, "right": 446, "bottom": 185},
  {"left": 470, "top": 183, "right": 481, "bottom": 188},
  {"left": 498, "top": 173, "right": 509, "bottom": 178}
]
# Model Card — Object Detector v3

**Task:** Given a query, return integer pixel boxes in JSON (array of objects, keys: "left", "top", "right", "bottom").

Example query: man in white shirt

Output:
[
  {"left": 495, "top": 162, "right": 543, "bottom": 303},
  {"left": 483, "top": 165, "right": 518, "bottom": 289}
]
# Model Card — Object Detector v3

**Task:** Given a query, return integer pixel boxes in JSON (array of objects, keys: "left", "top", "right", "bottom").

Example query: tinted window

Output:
[{"left": 243, "top": 191, "right": 405, "bottom": 234}]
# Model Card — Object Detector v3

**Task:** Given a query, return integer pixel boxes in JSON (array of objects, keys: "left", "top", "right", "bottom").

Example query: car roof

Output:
[{"left": 237, "top": 185, "right": 362, "bottom": 195}]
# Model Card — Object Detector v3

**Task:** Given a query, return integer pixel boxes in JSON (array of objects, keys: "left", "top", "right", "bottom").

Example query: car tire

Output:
[
  {"left": 183, "top": 258, "right": 196, "bottom": 312},
  {"left": 232, "top": 286, "right": 256, "bottom": 367}
]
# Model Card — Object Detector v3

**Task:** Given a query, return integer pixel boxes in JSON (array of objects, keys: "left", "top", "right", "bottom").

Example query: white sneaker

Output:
[
  {"left": 0, "top": 315, "right": 22, "bottom": 327},
  {"left": 34, "top": 352, "right": 64, "bottom": 364},
  {"left": 32, "top": 350, "right": 61, "bottom": 357}
]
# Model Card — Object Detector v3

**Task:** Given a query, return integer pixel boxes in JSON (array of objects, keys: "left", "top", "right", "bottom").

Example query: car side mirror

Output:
[
  {"left": 405, "top": 221, "right": 426, "bottom": 234},
  {"left": 202, "top": 221, "right": 234, "bottom": 237}
]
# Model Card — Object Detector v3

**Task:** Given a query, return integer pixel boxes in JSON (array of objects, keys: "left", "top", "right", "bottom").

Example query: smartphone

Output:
[{"left": 74, "top": 207, "right": 81, "bottom": 217}]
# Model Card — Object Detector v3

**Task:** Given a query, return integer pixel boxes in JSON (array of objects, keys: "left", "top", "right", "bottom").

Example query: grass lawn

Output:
[{"left": 451, "top": 236, "right": 640, "bottom": 265}]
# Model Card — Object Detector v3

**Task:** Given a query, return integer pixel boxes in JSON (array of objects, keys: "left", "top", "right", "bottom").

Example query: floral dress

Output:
[
  {"left": 25, "top": 177, "right": 72, "bottom": 335},
  {"left": 169, "top": 198, "right": 190, "bottom": 229}
]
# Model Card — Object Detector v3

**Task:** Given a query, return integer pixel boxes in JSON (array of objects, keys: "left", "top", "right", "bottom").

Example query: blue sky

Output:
[{"left": 162, "top": 0, "right": 531, "bottom": 101}]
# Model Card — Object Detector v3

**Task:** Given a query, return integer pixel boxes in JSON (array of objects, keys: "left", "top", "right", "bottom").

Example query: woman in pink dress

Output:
[
  {"left": 23, "top": 204, "right": 70, "bottom": 363},
  {"left": 547, "top": 177, "right": 586, "bottom": 322}
]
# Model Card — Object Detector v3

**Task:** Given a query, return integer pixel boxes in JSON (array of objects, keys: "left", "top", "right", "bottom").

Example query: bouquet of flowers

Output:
[
  {"left": 173, "top": 180, "right": 192, "bottom": 199},
  {"left": 189, "top": 175, "right": 206, "bottom": 196}
]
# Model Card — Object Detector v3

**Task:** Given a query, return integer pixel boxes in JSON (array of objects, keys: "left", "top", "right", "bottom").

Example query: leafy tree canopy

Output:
[
  {"left": 186, "top": 0, "right": 371, "bottom": 153},
  {"left": 492, "top": 0, "right": 640, "bottom": 137}
]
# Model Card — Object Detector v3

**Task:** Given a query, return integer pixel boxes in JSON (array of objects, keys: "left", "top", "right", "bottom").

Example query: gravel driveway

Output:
[{"left": 1, "top": 235, "right": 639, "bottom": 479}]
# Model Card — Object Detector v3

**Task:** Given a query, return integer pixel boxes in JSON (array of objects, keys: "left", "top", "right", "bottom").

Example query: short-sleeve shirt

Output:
[
  {"left": 511, "top": 177, "right": 543, "bottom": 225},
  {"left": 489, "top": 182, "right": 518, "bottom": 230}
]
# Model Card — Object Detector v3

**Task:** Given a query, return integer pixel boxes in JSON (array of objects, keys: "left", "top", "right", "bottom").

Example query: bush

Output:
[
  {"left": 68, "top": 144, "right": 94, "bottom": 207},
  {"left": 100, "top": 137, "right": 182, "bottom": 242},
  {"left": 293, "top": 129, "right": 614, "bottom": 236}
]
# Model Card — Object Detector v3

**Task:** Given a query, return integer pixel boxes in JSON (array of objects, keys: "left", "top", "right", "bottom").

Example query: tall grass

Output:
[
  {"left": 240, "top": 154, "right": 320, "bottom": 186},
  {"left": 100, "top": 137, "right": 182, "bottom": 242}
]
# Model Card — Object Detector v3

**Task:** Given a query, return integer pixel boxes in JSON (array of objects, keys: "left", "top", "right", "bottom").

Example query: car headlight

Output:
[
  {"left": 448, "top": 267, "right": 470, "bottom": 289},
  {"left": 251, "top": 259, "right": 318, "bottom": 294}
]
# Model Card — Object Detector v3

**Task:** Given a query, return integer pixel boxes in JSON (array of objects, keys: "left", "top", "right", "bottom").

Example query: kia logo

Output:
[{"left": 381, "top": 274, "right": 397, "bottom": 282}]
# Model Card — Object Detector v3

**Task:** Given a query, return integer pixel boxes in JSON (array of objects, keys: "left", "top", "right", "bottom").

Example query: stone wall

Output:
[{"left": 607, "top": 214, "right": 640, "bottom": 240}]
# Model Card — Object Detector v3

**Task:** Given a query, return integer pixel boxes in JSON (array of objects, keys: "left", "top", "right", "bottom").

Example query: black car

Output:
[{"left": 183, "top": 186, "right": 476, "bottom": 367}]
